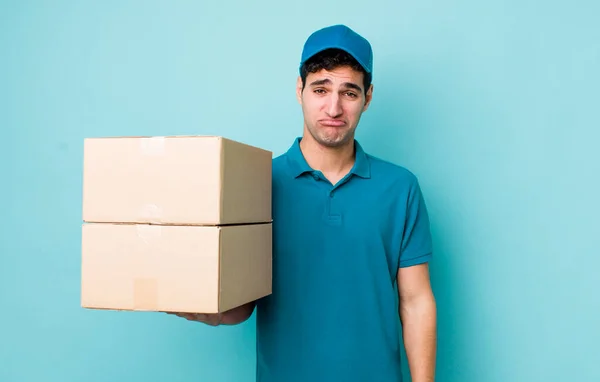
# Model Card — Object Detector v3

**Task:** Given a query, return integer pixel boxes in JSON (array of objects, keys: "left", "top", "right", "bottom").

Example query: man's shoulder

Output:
[
  {"left": 366, "top": 153, "right": 419, "bottom": 186},
  {"left": 272, "top": 152, "right": 289, "bottom": 172},
  {"left": 271, "top": 152, "right": 294, "bottom": 183},
  {"left": 272, "top": 151, "right": 288, "bottom": 164}
]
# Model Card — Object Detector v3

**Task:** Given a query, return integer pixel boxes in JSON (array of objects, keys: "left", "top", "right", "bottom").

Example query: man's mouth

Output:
[{"left": 319, "top": 119, "right": 346, "bottom": 127}]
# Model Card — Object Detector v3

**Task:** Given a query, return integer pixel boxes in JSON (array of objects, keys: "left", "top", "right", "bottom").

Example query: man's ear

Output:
[
  {"left": 296, "top": 76, "right": 303, "bottom": 104},
  {"left": 363, "top": 84, "right": 374, "bottom": 112}
]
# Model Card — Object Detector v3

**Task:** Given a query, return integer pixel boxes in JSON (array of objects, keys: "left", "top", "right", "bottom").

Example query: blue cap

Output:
[{"left": 299, "top": 24, "right": 373, "bottom": 75}]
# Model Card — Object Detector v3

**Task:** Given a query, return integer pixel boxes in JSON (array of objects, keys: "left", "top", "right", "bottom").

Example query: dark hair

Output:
[{"left": 300, "top": 48, "right": 372, "bottom": 94}]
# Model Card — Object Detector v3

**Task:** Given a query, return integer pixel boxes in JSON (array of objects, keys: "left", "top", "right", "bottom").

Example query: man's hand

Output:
[
  {"left": 166, "top": 312, "right": 224, "bottom": 326},
  {"left": 165, "top": 301, "right": 256, "bottom": 326}
]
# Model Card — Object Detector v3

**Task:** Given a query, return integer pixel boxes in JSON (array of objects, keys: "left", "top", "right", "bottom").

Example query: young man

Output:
[{"left": 173, "top": 24, "right": 437, "bottom": 382}]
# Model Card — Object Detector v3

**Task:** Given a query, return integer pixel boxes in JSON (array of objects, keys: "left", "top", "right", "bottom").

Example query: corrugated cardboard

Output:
[
  {"left": 82, "top": 136, "right": 272, "bottom": 225},
  {"left": 80, "top": 135, "right": 273, "bottom": 314},
  {"left": 81, "top": 222, "right": 272, "bottom": 313}
]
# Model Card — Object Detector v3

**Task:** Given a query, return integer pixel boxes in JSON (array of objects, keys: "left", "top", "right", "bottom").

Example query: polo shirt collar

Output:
[
  {"left": 287, "top": 137, "right": 371, "bottom": 179},
  {"left": 351, "top": 140, "right": 371, "bottom": 178}
]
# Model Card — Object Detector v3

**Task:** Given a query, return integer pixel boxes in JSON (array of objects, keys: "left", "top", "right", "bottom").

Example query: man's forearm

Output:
[{"left": 400, "top": 293, "right": 437, "bottom": 382}]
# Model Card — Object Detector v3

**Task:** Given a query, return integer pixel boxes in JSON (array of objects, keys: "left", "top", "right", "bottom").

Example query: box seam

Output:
[{"left": 219, "top": 137, "right": 225, "bottom": 225}]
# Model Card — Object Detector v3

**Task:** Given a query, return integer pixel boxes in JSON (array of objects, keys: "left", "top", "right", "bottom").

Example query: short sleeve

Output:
[{"left": 399, "top": 177, "right": 433, "bottom": 268}]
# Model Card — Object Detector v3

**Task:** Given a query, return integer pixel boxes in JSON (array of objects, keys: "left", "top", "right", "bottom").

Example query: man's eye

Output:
[
  {"left": 314, "top": 89, "right": 326, "bottom": 94},
  {"left": 345, "top": 92, "right": 357, "bottom": 98}
]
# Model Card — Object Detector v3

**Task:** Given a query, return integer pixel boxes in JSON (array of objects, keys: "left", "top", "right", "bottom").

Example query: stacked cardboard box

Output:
[{"left": 80, "top": 136, "right": 273, "bottom": 314}]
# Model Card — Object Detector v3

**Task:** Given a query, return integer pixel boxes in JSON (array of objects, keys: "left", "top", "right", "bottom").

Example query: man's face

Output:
[{"left": 296, "top": 65, "right": 373, "bottom": 148}]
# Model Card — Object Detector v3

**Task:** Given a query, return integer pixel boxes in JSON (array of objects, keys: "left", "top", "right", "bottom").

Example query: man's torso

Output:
[{"left": 255, "top": 138, "right": 432, "bottom": 382}]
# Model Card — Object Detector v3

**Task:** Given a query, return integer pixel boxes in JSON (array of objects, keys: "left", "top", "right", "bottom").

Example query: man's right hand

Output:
[
  {"left": 166, "top": 312, "right": 223, "bottom": 326},
  {"left": 165, "top": 301, "right": 256, "bottom": 326}
]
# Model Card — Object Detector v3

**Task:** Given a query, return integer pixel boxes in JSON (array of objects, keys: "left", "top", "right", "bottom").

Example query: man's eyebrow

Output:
[
  {"left": 341, "top": 82, "right": 363, "bottom": 93},
  {"left": 308, "top": 79, "right": 363, "bottom": 93},
  {"left": 309, "top": 79, "right": 332, "bottom": 87}
]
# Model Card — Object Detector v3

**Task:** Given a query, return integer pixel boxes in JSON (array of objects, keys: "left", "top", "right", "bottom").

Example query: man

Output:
[{"left": 173, "top": 24, "right": 437, "bottom": 382}]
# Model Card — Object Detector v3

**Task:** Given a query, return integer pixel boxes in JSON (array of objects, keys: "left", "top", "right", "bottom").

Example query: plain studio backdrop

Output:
[{"left": 1, "top": 1, "right": 598, "bottom": 381}]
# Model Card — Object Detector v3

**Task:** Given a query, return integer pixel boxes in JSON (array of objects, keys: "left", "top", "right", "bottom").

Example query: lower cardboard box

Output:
[{"left": 80, "top": 222, "right": 272, "bottom": 314}]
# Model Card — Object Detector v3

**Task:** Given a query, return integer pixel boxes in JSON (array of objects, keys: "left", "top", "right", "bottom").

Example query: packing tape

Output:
[
  {"left": 136, "top": 224, "right": 162, "bottom": 244},
  {"left": 133, "top": 278, "right": 158, "bottom": 311},
  {"left": 140, "top": 204, "right": 163, "bottom": 224},
  {"left": 140, "top": 136, "right": 165, "bottom": 156}
]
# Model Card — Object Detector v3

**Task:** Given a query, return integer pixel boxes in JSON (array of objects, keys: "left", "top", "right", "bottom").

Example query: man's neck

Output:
[{"left": 299, "top": 134, "right": 355, "bottom": 184}]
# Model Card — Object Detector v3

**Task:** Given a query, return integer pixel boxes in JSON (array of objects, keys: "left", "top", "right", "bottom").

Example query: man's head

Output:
[{"left": 296, "top": 25, "right": 374, "bottom": 149}]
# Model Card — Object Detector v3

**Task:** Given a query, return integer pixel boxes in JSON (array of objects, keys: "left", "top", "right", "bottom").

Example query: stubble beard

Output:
[{"left": 305, "top": 122, "right": 356, "bottom": 149}]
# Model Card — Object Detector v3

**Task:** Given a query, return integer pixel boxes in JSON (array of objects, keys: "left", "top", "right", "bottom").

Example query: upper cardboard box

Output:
[{"left": 82, "top": 136, "right": 272, "bottom": 225}]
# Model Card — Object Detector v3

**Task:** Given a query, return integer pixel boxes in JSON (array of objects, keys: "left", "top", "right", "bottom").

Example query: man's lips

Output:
[{"left": 319, "top": 119, "right": 346, "bottom": 127}]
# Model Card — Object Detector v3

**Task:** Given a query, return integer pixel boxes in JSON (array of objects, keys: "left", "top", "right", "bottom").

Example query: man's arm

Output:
[
  {"left": 167, "top": 301, "right": 256, "bottom": 326},
  {"left": 398, "top": 263, "right": 436, "bottom": 382}
]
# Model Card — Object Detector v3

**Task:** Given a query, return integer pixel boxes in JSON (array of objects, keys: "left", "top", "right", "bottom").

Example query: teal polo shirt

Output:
[{"left": 256, "top": 137, "right": 433, "bottom": 382}]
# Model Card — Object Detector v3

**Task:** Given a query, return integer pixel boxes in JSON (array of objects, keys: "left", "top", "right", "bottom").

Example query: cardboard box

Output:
[
  {"left": 81, "top": 222, "right": 272, "bottom": 313},
  {"left": 80, "top": 135, "right": 273, "bottom": 314},
  {"left": 82, "top": 135, "right": 272, "bottom": 225}
]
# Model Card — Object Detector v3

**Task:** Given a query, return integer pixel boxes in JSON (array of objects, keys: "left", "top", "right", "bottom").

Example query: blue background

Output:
[{"left": 2, "top": 1, "right": 599, "bottom": 381}]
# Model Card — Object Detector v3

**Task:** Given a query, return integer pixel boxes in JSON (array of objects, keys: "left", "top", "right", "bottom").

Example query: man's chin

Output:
[
  {"left": 316, "top": 134, "right": 352, "bottom": 148},
  {"left": 305, "top": 125, "right": 354, "bottom": 148}
]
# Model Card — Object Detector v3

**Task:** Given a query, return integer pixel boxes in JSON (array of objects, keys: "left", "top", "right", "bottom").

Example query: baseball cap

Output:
[{"left": 299, "top": 24, "right": 373, "bottom": 75}]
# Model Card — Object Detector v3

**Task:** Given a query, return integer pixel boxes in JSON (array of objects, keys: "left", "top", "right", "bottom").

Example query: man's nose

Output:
[{"left": 326, "top": 94, "right": 342, "bottom": 117}]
